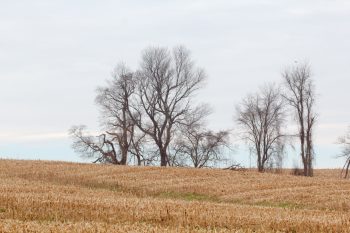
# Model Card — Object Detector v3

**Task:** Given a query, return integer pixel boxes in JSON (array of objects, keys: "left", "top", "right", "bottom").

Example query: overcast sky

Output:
[{"left": 0, "top": 0, "right": 349, "bottom": 167}]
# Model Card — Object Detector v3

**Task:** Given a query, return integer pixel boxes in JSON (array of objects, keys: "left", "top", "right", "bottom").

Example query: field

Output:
[{"left": 0, "top": 160, "right": 349, "bottom": 232}]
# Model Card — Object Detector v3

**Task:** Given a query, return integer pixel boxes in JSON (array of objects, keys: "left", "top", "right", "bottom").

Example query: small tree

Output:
[
  {"left": 282, "top": 63, "right": 316, "bottom": 176},
  {"left": 236, "top": 84, "right": 285, "bottom": 172},
  {"left": 175, "top": 129, "right": 230, "bottom": 168},
  {"left": 173, "top": 106, "right": 230, "bottom": 168},
  {"left": 338, "top": 126, "right": 350, "bottom": 178},
  {"left": 69, "top": 125, "right": 120, "bottom": 164}
]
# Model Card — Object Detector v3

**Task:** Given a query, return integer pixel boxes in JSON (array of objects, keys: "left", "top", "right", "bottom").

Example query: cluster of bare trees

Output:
[
  {"left": 235, "top": 64, "right": 317, "bottom": 176},
  {"left": 70, "top": 46, "right": 230, "bottom": 167},
  {"left": 72, "top": 46, "right": 350, "bottom": 178}
]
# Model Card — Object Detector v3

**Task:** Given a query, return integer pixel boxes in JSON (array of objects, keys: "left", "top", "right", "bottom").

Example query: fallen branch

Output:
[{"left": 223, "top": 163, "right": 245, "bottom": 171}]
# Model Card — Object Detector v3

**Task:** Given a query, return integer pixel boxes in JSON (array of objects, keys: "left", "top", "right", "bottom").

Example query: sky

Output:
[{"left": 0, "top": 0, "right": 349, "bottom": 168}]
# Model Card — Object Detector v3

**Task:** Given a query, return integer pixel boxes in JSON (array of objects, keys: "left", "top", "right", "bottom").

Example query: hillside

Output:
[{"left": 0, "top": 160, "right": 349, "bottom": 232}]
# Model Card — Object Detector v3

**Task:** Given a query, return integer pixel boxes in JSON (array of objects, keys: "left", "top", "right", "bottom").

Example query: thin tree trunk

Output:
[
  {"left": 345, "top": 160, "right": 350, "bottom": 178},
  {"left": 303, "top": 160, "right": 308, "bottom": 176},
  {"left": 257, "top": 151, "right": 264, "bottom": 172}
]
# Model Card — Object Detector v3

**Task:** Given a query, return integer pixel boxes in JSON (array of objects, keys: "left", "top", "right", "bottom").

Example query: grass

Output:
[
  {"left": 254, "top": 200, "right": 303, "bottom": 209},
  {"left": 158, "top": 191, "right": 220, "bottom": 202},
  {"left": 0, "top": 159, "right": 349, "bottom": 232}
]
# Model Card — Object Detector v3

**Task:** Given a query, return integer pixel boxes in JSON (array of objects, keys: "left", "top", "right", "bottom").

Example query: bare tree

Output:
[
  {"left": 282, "top": 63, "right": 316, "bottom": 177},
  {"left": 70, "top": 64, "right": 138, "bottom": 165},
  {"left": 236, "top": 84, "right": 286, "bottom": 172},
  {"left": 175, "top": 129, "right": 230, "bottom": 168},
  {"left": 94, "top": 64, "right": 136, "bottom": 165},
  {"left": 337, "top": 126, "right": 350, "bottom": 178},
  {"left": 69, "top": 125, "right": 120, "bottom": 164},
  {"left": 127, "top": 46, "right": 206, "bottom": 166},
  {"left": 172, "top": 106, "right": 230, "bottom": 168}
]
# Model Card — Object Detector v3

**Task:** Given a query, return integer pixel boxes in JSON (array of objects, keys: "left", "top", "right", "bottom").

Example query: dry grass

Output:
[{"left": 0, "top": 160, "right": 349, "bottom": 232}]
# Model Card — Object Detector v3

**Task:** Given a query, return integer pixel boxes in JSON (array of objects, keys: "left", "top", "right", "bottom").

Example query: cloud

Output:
[
  {"left": 287, "top": 1, "right": 350, "bottom": 17},
  {"left": 0, "top": 132, "right": 69, "bottom": 142}
]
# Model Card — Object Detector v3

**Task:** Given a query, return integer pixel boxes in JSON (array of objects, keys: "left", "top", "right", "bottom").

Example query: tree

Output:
[
  {"left": 127, "top": 46, "right": 206, "bottom": 166},
  {"left": 173, "top": 106, "right": 230, "bottom": 168},
  {"left": 236, "top": 84, "right": 285, "bottom": 172},
  {"left": 70, "top": 65, "right": 138, "bottom": 165},
  {"left": 69, "top": 125, "right": 120, "bottom": 164},
  {"left": 337, "top": 126, "right": 350, "bottom": 178},
  {"left": 282, "top": 63, "right": 316, "bottom": 177},
  {"left": 175, "top": 129, "right": 230, "bottom": 168}
]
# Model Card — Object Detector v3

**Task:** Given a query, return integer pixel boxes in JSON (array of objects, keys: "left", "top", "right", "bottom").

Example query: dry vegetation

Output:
[{"left": 0, "top": 160, "right": 350, "bottom": 232}]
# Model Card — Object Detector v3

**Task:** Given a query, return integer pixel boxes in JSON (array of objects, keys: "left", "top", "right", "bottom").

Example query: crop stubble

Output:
[{"left": 0, "top": 160, "right": 349, "bottom": 232}]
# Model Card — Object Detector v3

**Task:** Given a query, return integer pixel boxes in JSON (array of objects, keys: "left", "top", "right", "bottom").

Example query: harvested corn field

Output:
[{"left": 0, "top": 160, "right": 349, "bottom": 232}]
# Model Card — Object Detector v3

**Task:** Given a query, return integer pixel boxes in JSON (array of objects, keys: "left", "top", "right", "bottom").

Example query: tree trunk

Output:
[
  {"left": 160, "top": 149, "right": 168, "bottom": 167},
  {"left": 120, "top": 148, "right": 128, "bottom": 165},
  {"left": 307, "top": 156, "right": 313, "bottom": 177},
  {"left": 257, "top": 153, "right": 264, "bottom": 172},
  {"left": 300, "top": 132, "right": 307, "bottom": 176},
  {"left": 137, "top": 155, "right": 141, "bottom": 166},
  {"left": 344, "top": 160, "right": 350, "bottom": 178},
  {"left": 303, "top": 160, "right": 308, "bottom": 176},
  {"left": 305, "top": 130, "right": 313, "bottom": 177}
]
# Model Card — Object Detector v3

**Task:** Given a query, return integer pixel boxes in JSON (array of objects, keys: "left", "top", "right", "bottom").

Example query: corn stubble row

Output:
[{"left": 0, "top": 160, "right": 349, "bottom": 232}]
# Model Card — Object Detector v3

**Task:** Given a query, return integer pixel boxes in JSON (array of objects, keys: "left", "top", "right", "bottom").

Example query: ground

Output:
[{"left": 0, "top": 160, "right": 349, "bottom": 232}]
